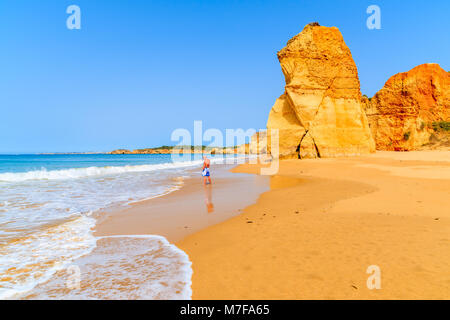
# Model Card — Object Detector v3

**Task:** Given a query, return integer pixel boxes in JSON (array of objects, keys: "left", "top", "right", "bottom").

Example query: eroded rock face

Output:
[
  {"left": 110, "top": 149, "right": 131, "bottom": 154},
  {"left": 368, "top": 63, "right": 450, "bottom": 151},
  {"left": 267, "top": 24, "right": 375, "bottom": 159},
  {"left": 267, "top": 94, "right": 306, "bottom": 158},
  {"left": 249, "top": 131, "right": 268, "bottom": 155}
]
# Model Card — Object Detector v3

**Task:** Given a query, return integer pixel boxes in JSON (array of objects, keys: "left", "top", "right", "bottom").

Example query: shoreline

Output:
[
  {"left": 94, "top": 164, "right": 269, "bottom": 243},
  {"left": 178, "top": 151, "right": 450, "bottom": 299},
  {"left": 12, "top": 151, "right": 450, "bottom": 299},
  {"left": 8, "top": 159, "right": 268, "bottom": 300}
]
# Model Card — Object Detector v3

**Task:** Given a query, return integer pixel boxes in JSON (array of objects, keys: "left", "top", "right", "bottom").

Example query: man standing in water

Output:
[{"left": 202, "top": 156, "right": 212, "bottom": 185}]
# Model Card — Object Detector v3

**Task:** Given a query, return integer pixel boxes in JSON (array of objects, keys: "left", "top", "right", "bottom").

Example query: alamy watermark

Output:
[
  {"left": 366, "top": 5, "right": 381, "bottom": 30},
  {"left": 66, "top": 5, "right": 81, "bottom": 30},
  {"left": 66, "top": 265, "right": 81, "bottom": 290},
  {"left": 366, "top": 265, "right": 382, "bottom": 290},
  {"left": 170, "top": 121, "right": 279, "bottom": 175}
]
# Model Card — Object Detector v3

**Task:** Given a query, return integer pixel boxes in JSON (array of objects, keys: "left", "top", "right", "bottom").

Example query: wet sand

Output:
[
  {"left": 21, "top": 164, "right": 269, "bottom": 299},
  {"left": 46, "top": 151, "right": 450, "bottom": 300},
  {"left": 178, "top": 151, "right": 450, "bottom": 299},
  {"left": 95, "top": 165, "right": 269, "bottom": 242}
]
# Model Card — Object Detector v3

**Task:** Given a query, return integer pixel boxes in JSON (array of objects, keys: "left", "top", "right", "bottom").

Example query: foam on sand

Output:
[
  {"left": 18, "top": 235, "right": 193, "bottom": 300},
  {"left": 0, "top": 215, "right": 97, "bottom": 299}
]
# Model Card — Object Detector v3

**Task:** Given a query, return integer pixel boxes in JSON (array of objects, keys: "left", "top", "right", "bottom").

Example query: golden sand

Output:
[{"left": 178, "top": 151, "right": 450, "bottom": 299}]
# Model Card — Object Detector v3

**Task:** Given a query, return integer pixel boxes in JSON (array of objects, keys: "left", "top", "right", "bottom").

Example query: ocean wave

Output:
[
  {"left": 0, "top": 154, "right": 248, "bottom": 299},
  {"left": 0, "top": 215, "right": 97, "bottom": 300},
  {"left": 15, "top": 235, "right": 192, "bottom": 300},
  {"left": 0, "top": 157, "right": 230, "bottom": 182}
]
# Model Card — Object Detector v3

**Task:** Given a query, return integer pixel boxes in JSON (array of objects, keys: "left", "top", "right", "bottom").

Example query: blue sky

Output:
[{"left": 0, "top": 0, "right": 449, "bottom": 153}]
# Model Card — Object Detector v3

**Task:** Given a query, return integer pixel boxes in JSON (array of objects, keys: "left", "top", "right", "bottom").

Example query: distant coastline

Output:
[
  {"left": 109, "top": 145, "right": 250, "bottom": 155},
  {"left": 32, "top": 145, "right": 248, "bottom": 155},
  {"left": 37, "top": 152, "right": 109, "bottom": 155}
]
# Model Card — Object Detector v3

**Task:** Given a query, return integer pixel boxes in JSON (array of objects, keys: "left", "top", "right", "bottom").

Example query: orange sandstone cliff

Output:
[
  {"left": 267, "top": 24, "right": 375, "bottom": 159},
  {"left": 365, "top": 63, "right": 450, "bottom": 151}
]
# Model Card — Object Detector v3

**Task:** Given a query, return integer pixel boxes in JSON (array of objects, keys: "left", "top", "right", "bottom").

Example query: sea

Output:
[{"left": 0, "top": 153, "right": 240, "bottom": 299}]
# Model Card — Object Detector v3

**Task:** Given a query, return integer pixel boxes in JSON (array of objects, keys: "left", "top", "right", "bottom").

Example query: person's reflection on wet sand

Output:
[{"left": 204, "top": 184, "right": 214, "bottom": 213}]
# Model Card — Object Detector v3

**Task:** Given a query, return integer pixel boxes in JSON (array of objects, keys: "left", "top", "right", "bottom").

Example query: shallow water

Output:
[
  {"left": 20, "top": 236, "right": 192, "bottom": 300},
  {"left": 0, "top": 153, "right": 245, "bottom": 299}
]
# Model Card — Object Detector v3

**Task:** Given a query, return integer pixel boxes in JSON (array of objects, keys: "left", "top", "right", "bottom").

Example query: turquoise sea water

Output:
[
  {"left": 0, "top": 153, "right": 236, "bottom": 299},
  {"left": 0, "top": 154, "right": 193, "bottom": 173}
]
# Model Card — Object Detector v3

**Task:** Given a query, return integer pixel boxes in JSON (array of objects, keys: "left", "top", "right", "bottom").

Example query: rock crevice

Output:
[{"left": 267, "top": 24, "right": 375, "bottom": 159}]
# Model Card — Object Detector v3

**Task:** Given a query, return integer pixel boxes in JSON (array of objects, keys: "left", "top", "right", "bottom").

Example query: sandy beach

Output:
[
  {"left": 176, "top": 151, "right": 450, "bottom": 299},
  {"left": 95, "top": 165, "right": 269, "bottom": 242},
  {"left": 13, "top": 163, "right": 269, "bottom": 299},
  {"left": 16, "top": 151, "right": 449, "bottom": 299}
]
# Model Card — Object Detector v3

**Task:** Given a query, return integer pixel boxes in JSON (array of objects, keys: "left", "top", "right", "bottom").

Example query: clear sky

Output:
[{"left": 0, "top": 0, "right": 449, "bottom": 153}]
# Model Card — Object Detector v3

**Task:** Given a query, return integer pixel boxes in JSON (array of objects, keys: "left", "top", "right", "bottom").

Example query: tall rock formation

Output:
[
  {"left": 366, "top": 63, "right": 450, "bottom": 151},
  {"left": 267, "top": 24, "right": 375, "bottom": 159}
]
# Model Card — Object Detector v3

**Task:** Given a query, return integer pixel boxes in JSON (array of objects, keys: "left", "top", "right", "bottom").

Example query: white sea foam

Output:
[
  {"left": 0, "top": 155, "right": 251, "bottom": 182},
  {"left": 0, "top": 159, "right": 203, "bottom": 182},
  {"left": 17, "top": 235, "right": 192, "bottom": 300},
  {"left": 0, "top": 171, "right": 185, "bottom": 299},
  {"left": 0, "top": 154, "right": 247, "bottom": 299},
  {"left": 0, "top": 215, "right": 97, "bottom": 299}
]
